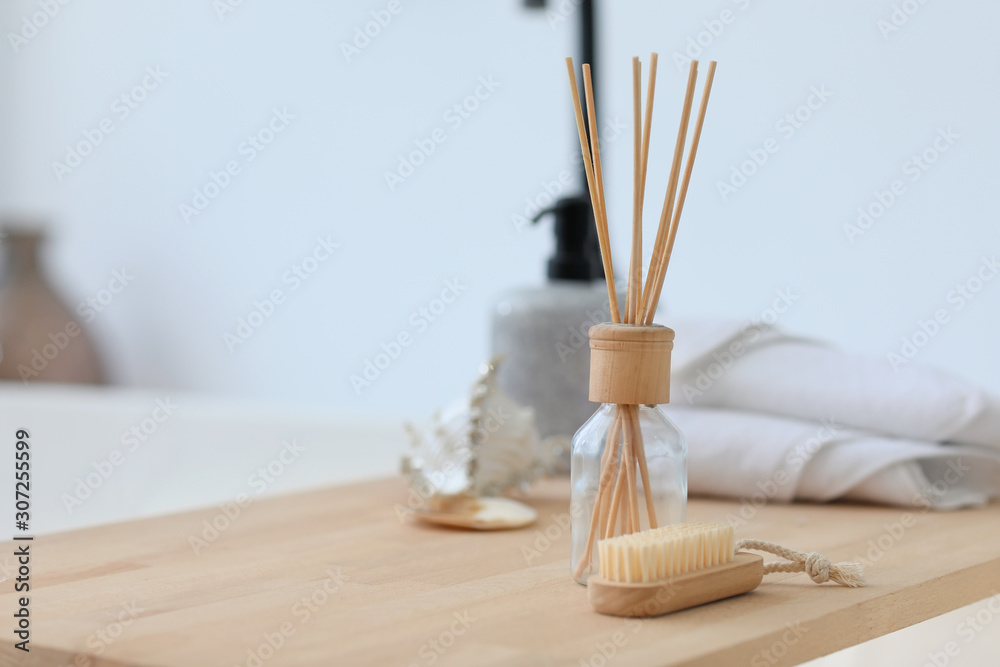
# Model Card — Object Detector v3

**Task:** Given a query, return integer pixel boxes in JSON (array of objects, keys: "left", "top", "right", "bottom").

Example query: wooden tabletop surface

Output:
[{"left": 3, "top": 477, "right": 999, "bottom": 666}]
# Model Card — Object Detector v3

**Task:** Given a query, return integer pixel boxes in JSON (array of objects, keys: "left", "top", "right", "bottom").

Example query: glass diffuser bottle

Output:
[{"left": 570, "top": 323, "right": 686, "bottom": 584}]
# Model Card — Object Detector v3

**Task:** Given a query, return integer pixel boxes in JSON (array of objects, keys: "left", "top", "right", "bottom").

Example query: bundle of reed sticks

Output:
[{"left": 566, "top": 54, "right": 716, "bottom": 578}]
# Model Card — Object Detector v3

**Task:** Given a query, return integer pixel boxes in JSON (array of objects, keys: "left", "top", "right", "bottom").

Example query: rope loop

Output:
[{"left": 735, "top": 538, "right": 866, "bottom": 588}]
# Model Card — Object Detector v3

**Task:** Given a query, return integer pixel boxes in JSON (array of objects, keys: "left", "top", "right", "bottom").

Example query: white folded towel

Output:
[
  {"left": 670, "top": 319, "right": 1000, "bottom": 446},
  {"left": 665, "top": 319, "right": 1000, "bottom": 508},
  {"left": 667, "top": 406, "right": 1000, "bottom": 509}
]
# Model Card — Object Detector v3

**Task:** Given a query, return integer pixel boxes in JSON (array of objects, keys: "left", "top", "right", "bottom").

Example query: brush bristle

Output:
[{"left": 597, "top": 521, "right": 735, "bottom": 583}]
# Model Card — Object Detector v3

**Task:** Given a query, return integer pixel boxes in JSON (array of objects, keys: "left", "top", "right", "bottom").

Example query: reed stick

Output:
[
  {"left": 631, "top": 408, "right": 657, "bottom": 529},
  {"left": 643, "top": 61, "right": 717, "bottom": 322},
  {"left": 639, "top": 53, "right": 658, "bottom": 213},
  {"left": 567, "top": 57, "right": 621, "bottom": 324},
  {"left": 564, "top": 56, "right": 717, "bottom": 571},
  {"left": 597, "top": 407, "right": 622, "bottom": 539},
  {"left": 627, "top": 408, "right": 642, "bottom": 533},
  {"left": 582, "top": 63, "right": 609, "bottom": 285},
  {"left": 573, "top": 409, "right": 623, "bottom": 578},
  {"left": 622, "top": 407, "right": 638, "bottom": 533},
  {"left": 604, "top": 432, "right": 629, "bottom": 539},
  {"left": 597, "top": 457, "right": 613, "bottom": 538},
  {"left": 627, "top": 57, "right": 643, "bottom": 326},
  {"left": 618, "top": 483, "right": 630, "bottom": 536},
  {"left": 639, "top": 60, "right": 698, "bottom": 324}
]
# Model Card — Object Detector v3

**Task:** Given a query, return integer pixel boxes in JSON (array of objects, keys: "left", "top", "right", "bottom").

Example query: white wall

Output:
[{"left": 3, "top": 0, "right": 998, "bottom": 419}]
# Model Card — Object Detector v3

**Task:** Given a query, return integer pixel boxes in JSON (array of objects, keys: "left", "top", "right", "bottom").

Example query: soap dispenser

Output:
[{"left": 491, "top": 196, "right": 621, "bottom": 469}]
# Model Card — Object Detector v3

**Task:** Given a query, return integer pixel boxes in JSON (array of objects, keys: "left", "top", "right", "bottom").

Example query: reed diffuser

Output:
[{"left": 566, "top": 54, "right": 717, "bottom": 583}]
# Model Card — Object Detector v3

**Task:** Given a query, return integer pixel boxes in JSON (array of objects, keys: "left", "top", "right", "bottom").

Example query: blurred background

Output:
[
  {"left": 2, "top": 2, "right": 1000, "bottom": 664},
  {"left": 1, "top": 0, "right": 997, "bottom": 417}
]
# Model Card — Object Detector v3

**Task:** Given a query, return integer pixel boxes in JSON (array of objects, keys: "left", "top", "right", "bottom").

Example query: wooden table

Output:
[{"left": 3, "top": 477, "right": 999, "bottom": 666}]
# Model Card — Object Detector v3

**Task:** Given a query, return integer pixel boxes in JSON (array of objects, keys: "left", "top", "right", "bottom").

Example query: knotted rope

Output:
[{"left": 735, "top": 539, "right": 866, "bottom": 588}]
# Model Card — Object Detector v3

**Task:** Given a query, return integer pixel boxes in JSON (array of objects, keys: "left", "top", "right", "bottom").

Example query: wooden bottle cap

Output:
[{"left": 589, "top": 323, "right": 674, "bottom": 405}]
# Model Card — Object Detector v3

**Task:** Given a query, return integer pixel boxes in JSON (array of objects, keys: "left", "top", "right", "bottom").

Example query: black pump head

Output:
[{"left": 532, "top": 195, "right": 604, "bottom": 282}]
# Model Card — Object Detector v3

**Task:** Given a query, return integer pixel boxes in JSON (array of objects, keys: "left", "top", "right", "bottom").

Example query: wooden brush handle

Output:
[{"left": 587, "top": 552, "right": 764, "bottom": 617}]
